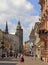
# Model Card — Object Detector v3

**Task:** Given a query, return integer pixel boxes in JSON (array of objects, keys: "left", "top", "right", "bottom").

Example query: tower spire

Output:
[
  {"left": 16, "top": 20, "right": 21, "bottom": 30},
  {"left": 5, "top": 21, "right": 8, "bottom": 34},
  {"left": 18, "top": 20, "right": 20, "bottom": 25}
]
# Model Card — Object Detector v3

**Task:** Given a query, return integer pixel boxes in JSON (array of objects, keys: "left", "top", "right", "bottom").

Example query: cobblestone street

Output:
[
  {"left": 17, "top": 56, "right": 48, "bottom": 65},
  {"left": 17, "top": 57, "right": 48, "bottom": 65},
  {"left": 0, "top": 56, "right": 48, "bottom": 65}
]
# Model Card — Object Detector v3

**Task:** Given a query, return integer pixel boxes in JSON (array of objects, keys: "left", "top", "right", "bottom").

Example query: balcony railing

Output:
[{"left": 39, "top": 30, "right": 48, "bottom": 35}]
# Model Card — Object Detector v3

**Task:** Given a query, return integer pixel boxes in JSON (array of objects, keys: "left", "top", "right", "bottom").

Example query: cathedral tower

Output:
[{"left": 15, "top": 21, "right": 23, "bottom": 53}]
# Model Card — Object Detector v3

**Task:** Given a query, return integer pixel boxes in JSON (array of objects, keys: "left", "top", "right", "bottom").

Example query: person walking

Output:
[{"left": 20, "top": 53, "right": 24, "bottom": 62}]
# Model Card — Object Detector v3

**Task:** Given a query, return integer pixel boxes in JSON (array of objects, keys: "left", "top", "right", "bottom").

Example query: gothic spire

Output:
[
  {"left": 5, "top": 21, "right": 8, "bottom": 34},
  {"left": 18, "top": 20, "right": 20, "bottom": 25}
]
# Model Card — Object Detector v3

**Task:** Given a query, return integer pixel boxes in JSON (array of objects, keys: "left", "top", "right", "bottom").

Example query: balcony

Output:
[
  {"left": 39, "top": 30, "right": 48, "bottom": 35},
  {"left": 39, "top": 30, "right": 48, "bottom": 40}
]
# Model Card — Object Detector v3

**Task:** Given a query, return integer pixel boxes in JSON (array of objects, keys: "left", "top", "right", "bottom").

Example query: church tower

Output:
[
  {"left": 15, "top": 21, "right": 23, "bottom": 53},
  {"left": 5, "top": 22, "right": 9, "bottom": 34}
]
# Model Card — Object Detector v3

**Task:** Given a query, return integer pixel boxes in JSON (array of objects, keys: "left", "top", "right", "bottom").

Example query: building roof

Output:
[{"left": 5, "top": 34, "right": 19, "bottom": 45}]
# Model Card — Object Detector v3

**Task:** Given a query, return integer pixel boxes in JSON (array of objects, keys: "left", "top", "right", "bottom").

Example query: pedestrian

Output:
[
  {"left": 17, "top": 53, "right": 20, "bottom": 59},
  {"left": 41, "top": 56, "right": 43, "bottom": 61},
  {"left": 16, "top": 53, "right": 18, "bottom": 58},
  {"left": 35, "top": 54, "right": 37, "bottom": 60},
  {"left": 20, "top": 53, "right": 24, "bottom": 62}
]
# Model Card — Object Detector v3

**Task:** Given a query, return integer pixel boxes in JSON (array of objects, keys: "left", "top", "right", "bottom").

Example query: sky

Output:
[{"left": 0, "top": 0, "right": 41, "bottom": 43}]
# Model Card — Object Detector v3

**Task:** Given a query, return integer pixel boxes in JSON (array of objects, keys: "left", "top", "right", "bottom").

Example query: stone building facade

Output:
[
  {"left": 0, "top": 21, "right": 23, "bottom": 56},
  {"left": 29, "top": 22, "right": 41, "bottom": 58},
  {"left": 34, "top": 22, "right": 41, "bottom": 58},
  {"left": 24, "top": 41, "right": 30, "bottom": 52},
  {"left": 29, "top": 28, "right": 36, "bottom": 57},
  {"left": 39, "top": 0, "right": 48, "bottom": 62},
  {"left": 0, "top": 29, "right": 3, "bottom": 56}
]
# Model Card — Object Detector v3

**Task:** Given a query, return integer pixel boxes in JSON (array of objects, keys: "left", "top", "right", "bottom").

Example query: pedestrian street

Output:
[{"left": 0, "top": 56, "right": 48, "bottom": 65}]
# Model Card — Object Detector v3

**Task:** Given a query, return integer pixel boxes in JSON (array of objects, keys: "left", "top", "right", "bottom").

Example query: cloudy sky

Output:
[{"left": 0, "top": 0, "right": 41, "bottom": 43}]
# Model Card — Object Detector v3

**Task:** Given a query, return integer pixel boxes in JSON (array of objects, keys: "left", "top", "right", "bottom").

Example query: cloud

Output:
[
  {"left": 0, "top": 0, "right": 33, "bottom": 24},
  {"left": 22, "top": 16, "right": 40, "bottom": 42},
  {"left": 0, "top": 0, "right": 8, "bottom": 11},
  {"left": 0, "top": 0, "right": 40, "bottom": 42}
]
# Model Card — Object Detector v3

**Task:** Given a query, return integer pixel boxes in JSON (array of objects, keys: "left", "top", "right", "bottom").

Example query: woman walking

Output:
[{"left": 20, "top": 53, "right": 24, "bottom": 62}]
